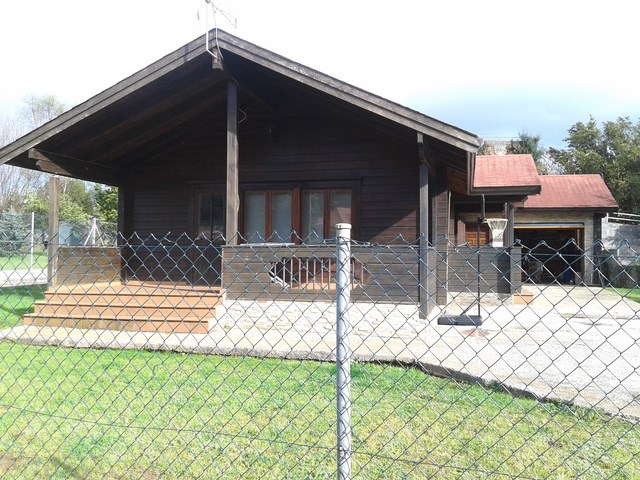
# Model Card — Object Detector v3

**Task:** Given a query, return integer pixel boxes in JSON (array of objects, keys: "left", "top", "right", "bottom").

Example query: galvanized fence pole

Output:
[
  {"left": 30, "top": 211, "right": 35, "bottom": 269},
  {"left": 335, "top": 223, "right": 352, "bottom": 480}
]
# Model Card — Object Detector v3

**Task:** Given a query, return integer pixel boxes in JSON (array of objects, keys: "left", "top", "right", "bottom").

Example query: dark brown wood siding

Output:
[
  {"left": 222, "top": 244, "right": 422, "bottom": 304},
  {"left": 124, "top": 188, "right": 196, "bottom": 284},
  {"left": 126, "top": 104, "right": 419, "bottom": 244},
  {"left": 130, "top": 188, "right": 192, "bottom": 239},
  {"left": 446, "top": 246, "right": 522, "bottom": 294}
]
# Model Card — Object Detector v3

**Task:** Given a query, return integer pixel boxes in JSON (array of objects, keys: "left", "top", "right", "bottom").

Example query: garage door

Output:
[{"left": 515, "top": 223, "right": 584, "bottom": 283}]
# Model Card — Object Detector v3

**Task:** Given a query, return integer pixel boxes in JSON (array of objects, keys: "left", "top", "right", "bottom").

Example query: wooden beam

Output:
[
  {"left": 467, "top": 151, "right": 476, "bottom": 195},
  {"left": 29, "top": 149, "right": 72, "bottom": 176},
  {"left": 419, "top": 163, "right": 430, "bottom": 240},
  {"left": 417, "top": 132, "right": 436, "bottom": 171},
  {"left": 95, "top": 80, "right": 228, "bottom": 165},
  {"left": 28, "top": 148, "right": 123, "bottom": 186},
  {"left": 225, "top": 81, "right": 239, "bottom": 245},
  {"left": 0, "top": 35, "right": 209, "bottom": 166}
]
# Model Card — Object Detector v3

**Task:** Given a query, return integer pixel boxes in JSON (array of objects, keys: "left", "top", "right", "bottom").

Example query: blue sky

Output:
[{"left": 1, "top": 0, "right": 638, "bottom": 148}]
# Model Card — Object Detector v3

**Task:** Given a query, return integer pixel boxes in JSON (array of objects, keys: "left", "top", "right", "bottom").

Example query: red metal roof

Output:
[
  {"left": 523, "top": 174, "right": 618, "bottom": 210},
  {"left": 474, "top": 154, "right": 540, "bottom": 190}
]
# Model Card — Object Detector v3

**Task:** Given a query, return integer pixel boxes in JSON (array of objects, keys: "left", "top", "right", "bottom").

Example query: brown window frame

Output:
[
  {"left": 301, "top": 188, "right": 353, "bottom": 241},
  {"left": 240, "top": 182, "right": 358, "bottom": 243},
  {"left": 243, "top": 189, "right": 297, "bottom": 243}
]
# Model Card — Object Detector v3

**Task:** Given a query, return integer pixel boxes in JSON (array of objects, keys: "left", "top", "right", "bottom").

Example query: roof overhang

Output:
[
  {"left": 520, "top": 206, "right": 619, "bottom": 214},
  {"left": 468, "top": 154, "right": 541, "bottom": 197},
  {"left": 0, "top": 29, "right": 482, "bottom": 185}
]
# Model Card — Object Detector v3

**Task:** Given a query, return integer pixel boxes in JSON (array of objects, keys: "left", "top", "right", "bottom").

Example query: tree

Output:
[
  {"left": 506, "top": 131, "right": 550, "bottom": 173},
  {"left": 477, "top": 142, "right": 497, "bottom": 156},
  {"left": 20, "top": 94, "right": 65, "bottom": 132},
  {"left": 94, "top": 185, "right": 119, "bottom": 224},
  {"left": 549, "top": 116, "right": 640, "bottom": 214},
  {"left": 0, "top": 165, "right": 47, "bottom": 212},
  {"left": 25, "top": 178, "right": 95, "bottom": 222},
  {"left": 0, "top": 211, "right": 28, "bottom": 255},
  {"left": 1, "top": 94, "right": 64, "bottom": 212}
]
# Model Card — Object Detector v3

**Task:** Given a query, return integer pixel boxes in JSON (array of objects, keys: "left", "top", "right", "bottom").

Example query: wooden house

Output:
[{"left": 0, "top": 30, "right": 532, "bottom": 329}]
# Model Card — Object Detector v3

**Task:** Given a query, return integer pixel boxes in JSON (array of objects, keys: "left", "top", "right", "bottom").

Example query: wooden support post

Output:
[
  {"left": 433, "top": 164, "right": 449, "bottom": 306},
  {"left": 117, "top": 183, "right": 130, "bottom": 282},
  {"left": 225, "top": 81, "right": 239, "bottom": 245},
  {"left": 505, "top": 202, "right": 515, "bottom": 247},
  {"left": 419, "top": 160, "right": 432, "bottom": 318},
  {"left": 47, "top": 176, "right": 59, "bottom": 286}
]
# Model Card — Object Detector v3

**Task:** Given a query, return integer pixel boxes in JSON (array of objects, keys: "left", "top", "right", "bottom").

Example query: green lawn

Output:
[
  {"left": 1, "top": 289, "right": 638, "bottom": 478},
  {"left": 0, "top": 253, "right": 48, "bottom": 271},
  {"left": 0, "top": 286, "right": 46, "bottom": 329},
  {"left": 0, "top": 343, "right": 637, "bottom": 479},
  {"left": 607, "top": 287, "right": 640, "bottom": 303}
]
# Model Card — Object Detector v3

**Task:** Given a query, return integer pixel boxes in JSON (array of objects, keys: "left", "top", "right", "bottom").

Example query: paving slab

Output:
[{"left": 0, "top": 268, "right": 47, "bottom": 287}]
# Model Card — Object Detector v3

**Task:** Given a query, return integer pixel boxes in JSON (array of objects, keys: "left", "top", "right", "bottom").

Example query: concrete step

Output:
[
  {"left": 32, "top": 302, "right": 217, "bottom": 319},
  {"left": 24, "top": 314, "right": 209, "bottom": 334}
]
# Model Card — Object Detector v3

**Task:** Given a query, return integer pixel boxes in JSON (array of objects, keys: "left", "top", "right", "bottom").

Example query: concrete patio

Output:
[
  {"left": 0, "top": 268, "right": 47, "bottom": 287},
  {"left": 1, "top": 285, "right": 639, "bottom": 420}
]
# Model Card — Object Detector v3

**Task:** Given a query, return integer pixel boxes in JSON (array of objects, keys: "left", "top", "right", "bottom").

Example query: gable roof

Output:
[
  {"left": 0, "top": 29, "right": 482, "bottom": 185},
  {"left": 471, "top": 154, "right": 541, "bottom": 195},
  {"left": 523, "top": 174, "right": 618, "bottom": 211}
]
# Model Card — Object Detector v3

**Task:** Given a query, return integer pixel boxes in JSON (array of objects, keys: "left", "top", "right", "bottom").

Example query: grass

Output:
[
  {"left": 0, "top": 253, "right": 48, "bottom": 271},
  {"left": 0, "top": 286, "right": 46, "bottom": 328},
  {"left": 0, "top": 343, "right": 637, "bottom": 479},
  {"left": 607, "top": 287, "right": 640, "bottom": 304}
]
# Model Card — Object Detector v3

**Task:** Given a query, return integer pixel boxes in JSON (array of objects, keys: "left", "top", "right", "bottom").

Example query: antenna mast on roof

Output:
[{"left": 202, "top": 0, "right": 237, "bottom": 63}]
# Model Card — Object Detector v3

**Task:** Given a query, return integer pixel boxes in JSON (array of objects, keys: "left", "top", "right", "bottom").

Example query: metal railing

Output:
[{"left": 0, "top": 227, "right": 639, "bottom": 478}]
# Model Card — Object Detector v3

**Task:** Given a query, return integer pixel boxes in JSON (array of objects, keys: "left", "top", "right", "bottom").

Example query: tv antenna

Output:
[{"left": 201, "top": 0, "right": 237, "bottom": 61}]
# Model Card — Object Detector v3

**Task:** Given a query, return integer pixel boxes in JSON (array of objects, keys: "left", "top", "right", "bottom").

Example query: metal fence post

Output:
[
  {"left": 30, "top": 211, "right": 35, "bottom": 269},
  {"left": 47, "top": 175, "right": 59, "bottom": 287},
  {"left": 335, "top": 223, "right": 352, "bottom": 480}
]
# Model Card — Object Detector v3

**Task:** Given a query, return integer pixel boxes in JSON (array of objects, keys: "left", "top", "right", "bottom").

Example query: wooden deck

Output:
[{"left": 24, "top": 281, "right": 224, "bottom": 334}]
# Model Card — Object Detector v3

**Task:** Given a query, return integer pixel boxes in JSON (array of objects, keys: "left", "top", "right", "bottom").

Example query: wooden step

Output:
[
  {"left": 513, "top": 287, "right": 535, "bottom": 305},
  {"left": 38, "top": 293, "right": 223, "bottom": 309},
  {"left": 24, "top": 282, "right": 225, "bottom": 334},
  {"left": 44, "top": 286, "right": 224, "bottom": 306}
]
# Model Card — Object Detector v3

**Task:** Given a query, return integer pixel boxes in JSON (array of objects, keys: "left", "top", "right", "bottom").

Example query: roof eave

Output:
[
  {"left": 0, "top": 35, "right": 209, "bottom": 167},
  {"left": 521, "top": 206, "right": 619, "bottom": 213},
  {"left": 469, "top": 185, "right": 542, "bottom": 197}
]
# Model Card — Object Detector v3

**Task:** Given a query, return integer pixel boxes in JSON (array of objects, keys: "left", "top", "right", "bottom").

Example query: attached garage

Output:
[
  {"left": 516, "top": 175, "right": 618, "bottom": 285},
  {"left": 467, "top": 156, "right": 619, "bottom": 286}
]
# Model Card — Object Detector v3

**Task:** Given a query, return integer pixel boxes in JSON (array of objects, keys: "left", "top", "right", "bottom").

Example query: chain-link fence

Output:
[
  {"left": 0, "top": 212, "right": 47, "bottom": 268},
  {"left": 0, "top": 227, "right": 639, "bottom": 478},
  {"left": 0, "top": 212, "right": 116, "bottom": 255}
]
